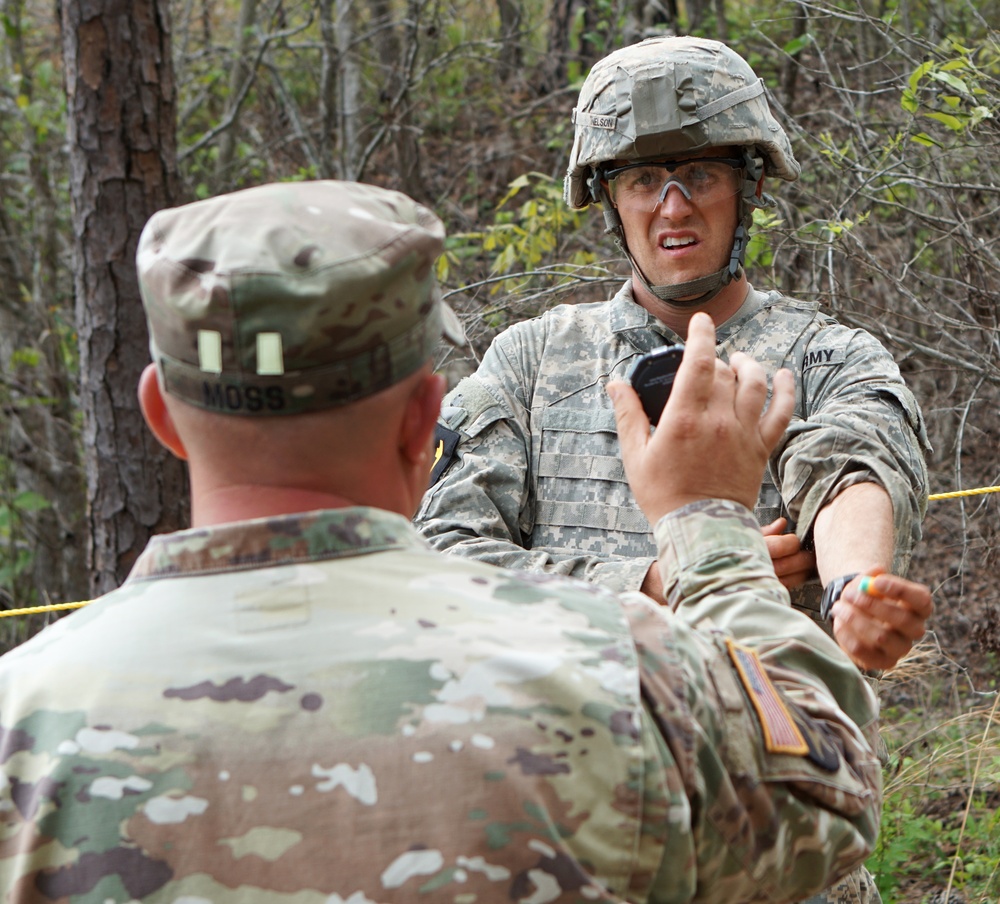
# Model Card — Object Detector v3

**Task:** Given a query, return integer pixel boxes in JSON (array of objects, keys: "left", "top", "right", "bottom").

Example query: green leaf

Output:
[
  {"left": 924, "top": 111, "right": 965, "bottom": 131},
  {"left": 783, "top": 34, "right": 812, "bottom": 56},
  {"left": 910, "top": 132, "right": 942, "bottom": 147},
  {"left": 970, "top": 106, "right": 994, "bottom": 127},
  {"left": 14, "top": 491, "right": 51, "bottom": 513},
  {"left": 930, "top": 70, "right": 970, "bottom": 94},
  {"left": 908, "top": 61, "right": 935, "bottom": 94},
  {"left": 11, "top": 347, "right": 41, "bottom": 368}
]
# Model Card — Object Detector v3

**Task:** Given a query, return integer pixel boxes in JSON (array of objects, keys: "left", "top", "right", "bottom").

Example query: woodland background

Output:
[{"left": 1, "top": 0, "right": 998, "bottom": 899}]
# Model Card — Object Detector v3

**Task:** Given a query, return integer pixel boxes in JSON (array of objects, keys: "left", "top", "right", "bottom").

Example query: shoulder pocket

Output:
[{"left": 441, "top": 376, "right": 506, "bottom": 436}]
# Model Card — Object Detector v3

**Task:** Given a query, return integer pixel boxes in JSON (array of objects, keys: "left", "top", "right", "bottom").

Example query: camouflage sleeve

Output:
[
  {"left": 778, "top": 324, "right": 930, "bottom": 572},
  {"left": 632, "top": 498, "right": 881, "bottom": 902},
  {"left": 415, "top": 333, "right": 653, "bottom": 592}
]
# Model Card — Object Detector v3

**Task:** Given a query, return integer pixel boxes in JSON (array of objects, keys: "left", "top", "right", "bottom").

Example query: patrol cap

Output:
[{"left": 137, "top": 180, "right": 464, "bottom": 416}]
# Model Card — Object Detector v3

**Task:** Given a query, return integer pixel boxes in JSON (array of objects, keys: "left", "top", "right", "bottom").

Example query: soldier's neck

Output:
[{"left": 632, "top": 274, "right": 750, "bottom": 339}]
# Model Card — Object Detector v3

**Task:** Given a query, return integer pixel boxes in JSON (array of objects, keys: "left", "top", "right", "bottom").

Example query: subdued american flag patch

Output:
[{"left": 727, "top": 639, "right": 809, "bottom": 756}]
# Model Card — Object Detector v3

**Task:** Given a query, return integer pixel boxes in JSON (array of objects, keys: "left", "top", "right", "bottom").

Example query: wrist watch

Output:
[{"left": 820, "top": 573, "right": 859, "bottom": 621}]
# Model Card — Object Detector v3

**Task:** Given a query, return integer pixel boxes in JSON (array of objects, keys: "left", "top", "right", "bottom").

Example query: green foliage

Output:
[
  {"left": 746, "top": 207, "right": 781, "bottom": 271},
  {"left": 869, "top": 770, "right": 947, "bottom": 900},
  {"left": 783, "top": 32, "right": 813, "bottom": 57},
  {"left": 0, "top": 0, "right": 77, "bottom": 630},
  {"left": 869, "top": 708, "right": 1000, "bottom": 903},
  {"left": 0, "top": 491, "right": 50, "bottom": 589},
  {"left": 901, "top": 40, "right": 997, "bottom": 144},
  {"left": 823, "top": 212, "right": 871, "bottom": 241},
  {"left": 443, "top": 172, "right": 598, "bottom": 299}
]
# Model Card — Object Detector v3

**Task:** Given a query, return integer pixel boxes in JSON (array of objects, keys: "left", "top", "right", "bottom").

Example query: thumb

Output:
[
  {"left": 607, "top": 380, "right": 649, "bottom": 470},
  {"left": 761, "top": 517, "right": 788, "bottom": 537}
]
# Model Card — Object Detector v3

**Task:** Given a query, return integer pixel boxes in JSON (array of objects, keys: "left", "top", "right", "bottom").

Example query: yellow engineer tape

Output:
[
  {"left": 3, "top": 484, "right": 999, "bottom": 619},
  {"left": 0, "top": 600, "right": 91, "bottom": 618},
  {"left": 927, "top": 485, "right": 1000, "bottom": 501}
]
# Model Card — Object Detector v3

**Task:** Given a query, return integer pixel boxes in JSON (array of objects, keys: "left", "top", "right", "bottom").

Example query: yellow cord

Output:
[
  {"left": 927, "top": 485, "right": 1000, "bottom": 501},
  {"left": 0, "top": 600, "right": 91, "bottom": 619},
  {"left": 3, "top": 484, "right": 999, "bottom": 619}
]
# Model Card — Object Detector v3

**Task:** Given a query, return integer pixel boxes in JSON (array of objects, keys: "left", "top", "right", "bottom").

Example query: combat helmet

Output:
[{"left": 565, "top": 36, "right": 800, "bottom": 304}]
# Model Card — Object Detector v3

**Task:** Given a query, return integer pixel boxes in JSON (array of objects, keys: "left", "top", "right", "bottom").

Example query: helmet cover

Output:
[{"left": 565, "top": 36, "right": 799, "bottom": 208}]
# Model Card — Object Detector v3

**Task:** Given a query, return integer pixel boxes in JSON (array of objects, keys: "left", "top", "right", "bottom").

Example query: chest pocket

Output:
[{"left": 531, "top": 405, "right": 656, "bottom": 557}]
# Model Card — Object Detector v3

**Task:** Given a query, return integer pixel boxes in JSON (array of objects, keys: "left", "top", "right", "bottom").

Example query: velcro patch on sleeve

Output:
[
  {"left": 727, "top": 639, "right": 809, "bottom": 756},
  {"left": 429, "top": 423, "right": 462, "bottom": 486},
  {"left": 787, "top": 704, "right": 842, "bottom": 772}
]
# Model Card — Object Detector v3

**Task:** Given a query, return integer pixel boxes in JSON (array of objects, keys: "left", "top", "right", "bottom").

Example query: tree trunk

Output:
[
  {"left": 318, "top": 0, "right": 338, "bottom": 177},
  {"left": 60, "top": 0, "right": 188, "bottom": 596},
  {"left": 684, "top": 0, "right": 704, "bottom": 32},
  {"left": 214, "top": 0, "right": 260, "bottom": 184},
  {"left": 713, "top": 0, "right": 728, "bottom": 41},
  {"left": 368, "top": 0, "right": 427, "bottom": 199},
  {"left": 541, "top": 0, "right": 574, "bottom": 93},
  {"left": 496, "top": 0, "right": 522, "bottom": 83},
  {"left": 335, "top": 0, "right": 361, "bottom": 181},
  {"left": 780, "top": 3, "right": 808, "bottom": 112}
]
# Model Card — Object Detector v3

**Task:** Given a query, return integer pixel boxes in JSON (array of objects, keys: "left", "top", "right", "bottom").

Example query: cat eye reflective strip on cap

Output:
[{"left": 137, "top": 180, "right": 465, "bottom": 416}]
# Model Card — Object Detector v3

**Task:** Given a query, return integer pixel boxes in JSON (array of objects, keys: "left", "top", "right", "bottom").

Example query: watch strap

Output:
[{"left": 820, "top": 573, "right": 859, "bottom": 621}]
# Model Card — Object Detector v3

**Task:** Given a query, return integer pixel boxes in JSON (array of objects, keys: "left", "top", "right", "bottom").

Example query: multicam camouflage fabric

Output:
[
  {"left": 564, "top": 36, "right": 800, "bottom": 211},
  {"left": 136, "top": 180, "right": 463, "bottom": 417},
  {"left": 0, "top": 504, "right": 881, "bottom": 902},
  {"left": 416, "top": 280, "right": 930, "bottom": 621}
]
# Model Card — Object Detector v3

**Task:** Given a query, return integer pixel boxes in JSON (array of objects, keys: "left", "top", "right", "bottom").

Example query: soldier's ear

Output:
[
  {"left": 138, "top": 364, "right": 189, "bottom": 461},
  {"left": 399, "top": 371, "right": 446, "bottom": 465}
]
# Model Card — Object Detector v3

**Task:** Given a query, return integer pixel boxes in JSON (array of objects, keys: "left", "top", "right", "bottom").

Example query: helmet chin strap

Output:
[{"left": 593, "top": 150, "right": 772, "bottom": 308}]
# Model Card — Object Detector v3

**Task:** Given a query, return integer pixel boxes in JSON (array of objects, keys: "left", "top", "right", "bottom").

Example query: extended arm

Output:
[
  {"left": 610, "top": 315, "right": 890, "bottom": 901},
  {"left": 814, "top": 482, "right": 931, "bottom": 670},
  {"left": 778, "top": 325, "right": 929, "bottom": 574}
]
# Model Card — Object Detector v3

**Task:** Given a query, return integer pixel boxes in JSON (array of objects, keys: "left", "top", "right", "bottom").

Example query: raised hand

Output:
[{"left": 608, "top": 312, "right": 795, "bottom": 525}]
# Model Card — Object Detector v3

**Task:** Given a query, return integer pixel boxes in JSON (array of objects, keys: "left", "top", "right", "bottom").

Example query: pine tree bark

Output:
[{"left": 60, "top": 0, "right": 188, "bottom": 596}]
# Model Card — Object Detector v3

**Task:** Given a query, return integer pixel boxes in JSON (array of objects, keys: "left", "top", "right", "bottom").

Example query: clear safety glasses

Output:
[{"left": 604, "top": 157, "right": 745, "bottom": 211}]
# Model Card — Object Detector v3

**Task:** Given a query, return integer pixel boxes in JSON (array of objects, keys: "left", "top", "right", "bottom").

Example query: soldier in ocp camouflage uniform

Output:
[
  {"left": 416, "top": 36, "right": 935, "bottom": 904},
  {"left": 0, "top": 179, "right": 922, "bottom": 902}
]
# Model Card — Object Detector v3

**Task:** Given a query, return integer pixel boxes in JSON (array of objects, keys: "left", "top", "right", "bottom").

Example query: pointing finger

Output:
[
  {"left": 607, "top": 380, "right": 650, "bottom": 481},
  {"left": 665, "top": 312, "right": 718, "bottom": 415},
  {"left": 760, "top": 368, "right": 795, "bottom": 451}
]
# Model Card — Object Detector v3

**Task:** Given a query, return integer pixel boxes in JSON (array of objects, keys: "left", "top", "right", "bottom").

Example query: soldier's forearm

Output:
[{"left": 813, "top": 482, "right": 895, "bottom": 585}]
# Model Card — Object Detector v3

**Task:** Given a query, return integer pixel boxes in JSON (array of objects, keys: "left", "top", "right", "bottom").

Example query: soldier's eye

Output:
[
  {"left": 684, "top": 164, "right": 715, "bottom": 186},
  {"left": 623, "top": 168, "right": 659, "bottom": 191}
]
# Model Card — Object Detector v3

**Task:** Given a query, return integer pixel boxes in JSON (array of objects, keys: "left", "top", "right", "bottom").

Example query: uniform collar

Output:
[
  {"left": 610, "top": 279, "right": 767, "bottom": 350},
  {"left": 127, "top": 507, "right": 423, "bottom": 582}
]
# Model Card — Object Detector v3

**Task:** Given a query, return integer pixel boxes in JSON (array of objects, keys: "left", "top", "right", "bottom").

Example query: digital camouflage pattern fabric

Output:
[
  {"left": 0, "top": 503, "right": 880, "bottom": 902},
  {"left": 416, "top": 280, "right": 930, "bottom": 625},
  {"left": 137, "top": 180, "right": 464, "bottom": 417}
]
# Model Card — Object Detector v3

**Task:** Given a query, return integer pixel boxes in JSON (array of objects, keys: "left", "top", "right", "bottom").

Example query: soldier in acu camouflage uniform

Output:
[
  {"left": 0, "top": 178, "right": 927, "bottom": 902},
  {"left": 416, "top": 36, "right": 935, "bottom": 904},
  {"left": 417, "top": 36, "right": 931, "bottom": 682}
]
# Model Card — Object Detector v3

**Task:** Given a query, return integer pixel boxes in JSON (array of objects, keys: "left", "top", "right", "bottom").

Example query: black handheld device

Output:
[{"left": 626, "top": 344, "right": 684, "bottom": 425}]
